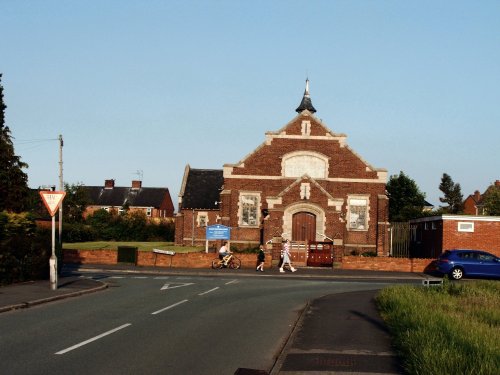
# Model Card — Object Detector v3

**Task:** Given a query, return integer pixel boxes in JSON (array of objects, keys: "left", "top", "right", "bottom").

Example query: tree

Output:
[
  {"left": 0, "top": 74, "right": 30, "bottom": 212},
  {"left": 439, "top": 173, "right": 464, "bottom": 214},
  {"left": 63, "top": 182, "right": 91, "bottom": 223},
  {"left": 482, "top": 183, "right": 500, "bottom": 216},
  {"left": 386, "top": 171, "right": 427, "bottom": 222}
]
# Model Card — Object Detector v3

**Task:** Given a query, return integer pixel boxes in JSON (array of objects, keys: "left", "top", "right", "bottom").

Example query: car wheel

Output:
[{"left": 450, "top": 267, "right": 464, "bottom": 280}]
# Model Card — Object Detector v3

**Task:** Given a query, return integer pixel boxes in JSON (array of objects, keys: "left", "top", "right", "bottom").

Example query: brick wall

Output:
[
  {"left": 443, "top": 219, "right": 500, "bottom": 257},
  {"left": 64, "top": 249, "right": 261, "bottom": 269},
  {"left": 342, "top": 256, "right": 434, "bottom": 273},
  {"left": 63, "top": 249, "right": 433, "bottom": 273},
  {"left": 64, "top": 249, "right": 118, "bottom": 264}
]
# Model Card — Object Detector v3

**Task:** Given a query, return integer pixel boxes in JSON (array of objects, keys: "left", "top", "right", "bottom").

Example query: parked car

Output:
[{"left": 435, "top": 249, "right": 500, "bottom": 280}]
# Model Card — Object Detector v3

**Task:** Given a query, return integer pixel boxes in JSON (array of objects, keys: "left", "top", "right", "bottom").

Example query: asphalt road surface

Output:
[{"left": 0, "top": 273, "right": 390, "bottom": 374}]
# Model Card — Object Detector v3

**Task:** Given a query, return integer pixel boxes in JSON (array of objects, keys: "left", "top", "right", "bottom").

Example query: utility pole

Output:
[{"left": 58, "top": 135, "right": 63, "bottom": 245}]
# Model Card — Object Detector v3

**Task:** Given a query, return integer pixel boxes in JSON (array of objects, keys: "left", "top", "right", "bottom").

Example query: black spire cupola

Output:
[{"left": 295, "top": 78, "right": 316, "bottom": 113}]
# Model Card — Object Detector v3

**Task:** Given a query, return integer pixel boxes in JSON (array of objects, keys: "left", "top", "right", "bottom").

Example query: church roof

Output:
[
  {"left": 295, "top": 79, "right": 316, "bottom": 113},
  {"left": 180, "top": 168, "right": 224, "bottom": 210}
]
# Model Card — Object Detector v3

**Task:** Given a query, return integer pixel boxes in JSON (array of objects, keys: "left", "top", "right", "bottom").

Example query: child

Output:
[
  {"left": 280, "top": 239, "right": 297, "bottom": 273},
  {"left": 256, "top": 245, "right": 265, "bottom": 272}
]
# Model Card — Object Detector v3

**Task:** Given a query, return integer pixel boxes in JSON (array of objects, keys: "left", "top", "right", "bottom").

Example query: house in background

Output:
[
  {"left": 423, "top": 200, "right": 434, "bottom": 212},
  {"left": 84, "top": 179, "right": 174, "bottom": 220},
  {"left": 463, "top": 180, "right": 500, "bottom": 215},
  {"left": 176, "top": 80, "right": 390, "bottom": 258}
]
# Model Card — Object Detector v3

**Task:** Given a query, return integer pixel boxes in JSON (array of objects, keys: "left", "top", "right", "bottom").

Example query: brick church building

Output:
[{"left": 175, "top": 80, "right": 390, "bottom": 258}]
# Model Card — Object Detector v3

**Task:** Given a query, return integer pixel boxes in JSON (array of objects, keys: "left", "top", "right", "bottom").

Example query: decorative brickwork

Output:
[{"left": 176, "top": 85, "right": 390, "bottom": 259}]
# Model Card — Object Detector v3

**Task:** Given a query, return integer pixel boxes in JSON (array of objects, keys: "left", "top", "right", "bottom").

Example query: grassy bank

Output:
[
  {"left": 63, "top": 241, "right": 203, "bottom": 253},
  {"left": 376, "top": 279, "right": 500, "bottom": 375}
]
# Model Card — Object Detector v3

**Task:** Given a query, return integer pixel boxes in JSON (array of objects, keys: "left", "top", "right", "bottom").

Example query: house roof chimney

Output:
[
  {"left": 495, "top": 180, "right": 500, "bottom": 187},
  {"left": 132, "top": 180, "right": 142, "bottom": 190},
  {"left": 104, "top": 179, "right": 115, "bottom": 189}
]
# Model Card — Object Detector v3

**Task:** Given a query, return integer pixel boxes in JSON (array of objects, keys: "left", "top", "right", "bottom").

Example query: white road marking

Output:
[
  {"left": 160, "top": 282, "right": 194, "bottom": 290},
  {"left": 198, "top": 287, "right": 220, "bottom": 295},
  {"left": 225, "top": 279, "right": 238, "bottom": 285},
  {"left": 151, "top": 299, "right": 189, "bottom": 315},
  {"left": 55, "top": 323, "right": 132, "bottom": 355},
  {"left": 154, "top": 276, "right": 170, "bottom": 279},
  {"left": 110, "top": 276, "right": 125, "bottom": 279},
  {"left": 132, "top": 276, "right": 148, "bottom": 279}
]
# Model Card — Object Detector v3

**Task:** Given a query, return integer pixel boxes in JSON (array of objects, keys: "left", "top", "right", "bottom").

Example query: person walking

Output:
[
  {"left": 280, "top": 239, "right": 297, "bottom": 273},
  {"left": 256, "top": 245, "right": 265, "bottom": 272}
]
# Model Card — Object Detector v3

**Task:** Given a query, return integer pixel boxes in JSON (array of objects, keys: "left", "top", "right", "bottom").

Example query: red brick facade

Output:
[{"left": 176, "top": 109, "right": 390, "bottom": 256}]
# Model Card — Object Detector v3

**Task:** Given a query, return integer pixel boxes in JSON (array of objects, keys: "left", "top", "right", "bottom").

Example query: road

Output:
[{"left": 0, "top": 273, "right": 393, "bottom": 374}]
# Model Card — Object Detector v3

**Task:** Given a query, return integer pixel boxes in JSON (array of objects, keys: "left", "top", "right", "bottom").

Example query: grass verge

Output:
[{"left": 376, "top": 279, "right": 500, "bottom": 375}]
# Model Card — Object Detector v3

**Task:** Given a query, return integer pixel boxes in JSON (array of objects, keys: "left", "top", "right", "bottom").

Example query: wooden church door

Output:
[{"left": 292, "top": 212, "right": 316, "bottom": 242}]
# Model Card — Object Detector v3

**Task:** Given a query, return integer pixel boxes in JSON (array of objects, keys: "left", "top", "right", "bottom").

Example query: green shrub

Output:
[
  {"left": 63, "top": 209, "right": 175, "bottom": 243},
  {"left": 0, "top": 211, "right": 51, "bottom": 285}
]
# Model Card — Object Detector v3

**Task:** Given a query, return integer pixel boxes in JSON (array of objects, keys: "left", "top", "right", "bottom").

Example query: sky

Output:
[{"left": 1, "top": 0, "right": 499, "bottom": 210}]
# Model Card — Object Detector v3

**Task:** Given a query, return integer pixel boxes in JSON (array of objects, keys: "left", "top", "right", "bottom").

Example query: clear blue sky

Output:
[{"left": 2, "top": 0, "right": 499, "bottom": 209}]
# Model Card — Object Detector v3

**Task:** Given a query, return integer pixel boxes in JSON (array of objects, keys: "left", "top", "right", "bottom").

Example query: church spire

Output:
[{"left": 295, "top": 78, "right": 316, "bottom": 113}]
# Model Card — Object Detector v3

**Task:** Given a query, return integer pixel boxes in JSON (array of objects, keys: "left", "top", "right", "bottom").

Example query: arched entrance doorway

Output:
[{"left": 292, "top": 212, "right": 316, "bottom": 242}]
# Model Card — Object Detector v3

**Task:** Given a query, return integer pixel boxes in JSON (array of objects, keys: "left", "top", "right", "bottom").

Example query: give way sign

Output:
[{"left": 39, "top": 191, "right": 66, "bottom": 216}]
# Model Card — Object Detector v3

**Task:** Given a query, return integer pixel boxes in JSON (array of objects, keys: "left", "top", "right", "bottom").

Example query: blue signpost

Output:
[{"left": 205, "top": 224, "right": 230, "bottom": 252}]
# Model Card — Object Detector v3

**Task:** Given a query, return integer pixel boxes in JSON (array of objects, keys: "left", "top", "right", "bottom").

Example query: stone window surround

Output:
[
  {"left": 347, "top": 195, "right": 370, "bottom": 231},
  {"left": 282, "top": 202, "right": 326, "bottom": 241},
  {"left": 281, "top": 150, "right": 330, "bottom": 179},
  {"left": 238, "top": 191, "right": 261, "bottom": 228},
  {"left": 197, "top": 212, "right": 208, "bottom": 227}
]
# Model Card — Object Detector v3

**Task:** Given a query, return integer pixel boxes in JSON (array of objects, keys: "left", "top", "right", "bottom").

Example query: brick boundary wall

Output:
[
  {"left": 342, "top": 256, "right": 434, "bottom": 273},
  {"left": 63, "top": 249, "right": 435, "bottom": 273}
]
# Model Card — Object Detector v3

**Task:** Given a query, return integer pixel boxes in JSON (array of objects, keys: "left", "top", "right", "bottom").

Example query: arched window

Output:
[{"left": 282, "top": 152, "right": 328, "bottom": 178}]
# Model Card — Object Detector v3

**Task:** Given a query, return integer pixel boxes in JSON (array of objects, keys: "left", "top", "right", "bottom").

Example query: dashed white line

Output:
[
  {"left": 151, "top": 299, "right": 189, "bottom": 315},
  {"left": 55, "top": 323, "right": 132, "bottom": 355},
  {"left": 225, "top": 279, "right": 238, "bottom": 285},
  {"left": 198, "top": 287, "right": 220, "bottom": 296}
]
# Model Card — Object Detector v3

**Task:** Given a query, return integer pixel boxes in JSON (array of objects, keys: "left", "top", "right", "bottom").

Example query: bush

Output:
[
  {"left": 62, "top": 222, "right": 95, "bottom": 242},
  {"left": 63, "top": 210, "right": 175, "bottom": 243},
  {"left": 0, "top": 211, "right": 51, "bottom": 285}
]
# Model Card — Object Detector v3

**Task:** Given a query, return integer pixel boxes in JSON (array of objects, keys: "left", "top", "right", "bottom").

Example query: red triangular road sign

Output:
[{"left": 39, "top": 191, "right": 66, "bottom": 216}]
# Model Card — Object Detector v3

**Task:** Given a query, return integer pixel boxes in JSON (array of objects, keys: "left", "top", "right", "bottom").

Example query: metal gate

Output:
[
  {"left": 307, "top": 241, "right": 334, "bottom": 267},
  {"left": 390, "top": 222, "right": 416, "bottom": 258}
]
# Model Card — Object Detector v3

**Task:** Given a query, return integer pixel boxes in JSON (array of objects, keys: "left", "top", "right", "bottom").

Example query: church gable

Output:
[
  {"left": 225, "top": 112, "right": 384, "bottom": 181},
  {"left": 276, "top": 112, "right": 337, "bottom": 137}
]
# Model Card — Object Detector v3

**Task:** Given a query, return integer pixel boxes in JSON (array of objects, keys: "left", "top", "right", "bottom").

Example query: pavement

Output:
[{"left": 0, "top": 264, "right": 436, "bottom": 374}]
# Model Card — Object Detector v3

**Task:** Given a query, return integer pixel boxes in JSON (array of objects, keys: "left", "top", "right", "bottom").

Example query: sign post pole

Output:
[
  {"left": 50, "top": 215, "right": 57, "bottom": 290},
  {"left": 39, "top": 191, "right": 66, "bottom": 290}
]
